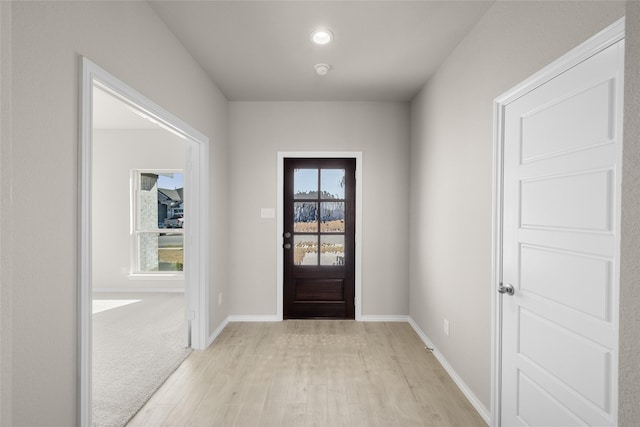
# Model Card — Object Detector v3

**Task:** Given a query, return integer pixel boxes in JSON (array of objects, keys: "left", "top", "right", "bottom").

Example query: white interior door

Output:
[{"left": 499, "top": 37, "right": 624, "bottom": 426}]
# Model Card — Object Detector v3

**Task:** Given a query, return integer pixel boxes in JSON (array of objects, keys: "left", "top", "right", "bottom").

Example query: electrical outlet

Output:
[
  {"left": 444, "top": 319, "right": 450, "bottom": 336},
  {"left": 218, "top": 292, "right": 223, "bottom": 306}
]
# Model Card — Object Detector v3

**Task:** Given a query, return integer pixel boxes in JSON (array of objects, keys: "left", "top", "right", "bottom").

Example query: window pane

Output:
[
  {"left": 321, "top": 169, "right": 345, "bottom": 199},
  {"left": 139, "top": 174, "right": 159, "bottom": 230},
  {"left": 294, "top": 168, "right": 318, "bottom": 199},
  {"left": 138, "top": 232, "right": 184, "bottom": 272},
  {"left": 320, "top": 235, "right": 345, "bottom": 266},
  {"left": 294, "top": 235, "right": 318, "bottom": 266},
  {"left": 320, "top": 202, "right": 345, "bottom": 232},
  {"left": 159, "top": 233, "right": 184, "bottom": 271},
  {"left": 138, "top": 232, "right": 159, "bottom": 271},
  {"left": 157, "top": 173, "right": 184, "bottom": 229},
  {"left": 294, "top": 202, "right": 318, "bottom": 232}
]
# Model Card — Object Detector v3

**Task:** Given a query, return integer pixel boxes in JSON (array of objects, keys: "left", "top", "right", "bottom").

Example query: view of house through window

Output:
[{"left": 134, "top": 171, "right": 184, "bottom": 273}]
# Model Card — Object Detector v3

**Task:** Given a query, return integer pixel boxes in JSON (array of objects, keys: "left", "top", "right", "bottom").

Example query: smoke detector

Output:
[{"left": 314, "top": 63, "right": 331, "bottom": 76}]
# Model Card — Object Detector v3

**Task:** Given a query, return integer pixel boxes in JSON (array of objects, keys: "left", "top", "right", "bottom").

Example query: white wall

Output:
[
  {"left": 3, "top": 2, "right": 228, "bottom": 425},
  {"left": 409, "top": 0, "right": 626, "bottom": 414},
  {"left": 92, "top": 129, "right": 185, "bottom": 291},
  {"left": 228, "top": 102, "right": 410, "bottom": 318}
]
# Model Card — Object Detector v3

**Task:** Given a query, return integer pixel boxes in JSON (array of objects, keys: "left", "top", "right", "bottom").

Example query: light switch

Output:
[{"left": 261, "top": 208, "right": 275, "bottom": 219}]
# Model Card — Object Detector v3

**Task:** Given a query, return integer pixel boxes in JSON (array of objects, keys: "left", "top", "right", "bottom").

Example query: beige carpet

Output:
[{"left": 92, "top": 292, "right": 192, "bottom": 427}]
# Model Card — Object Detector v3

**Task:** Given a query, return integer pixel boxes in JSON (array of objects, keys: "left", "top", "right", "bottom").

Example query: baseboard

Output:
[
  {"left": 93, "top": 288, "right": 185, "bottom": 293},
  {"left": 359, "top": 314, "right": 409, "bottom": 322},
  {"left": 207, "top": 316, "right": 230, "bottom": 347},
  {"left": 227, "top": 315, "right": 280, "bottom": 322},
  {"left": 408, "top": 317, "right": 491, "bottom": 425}
]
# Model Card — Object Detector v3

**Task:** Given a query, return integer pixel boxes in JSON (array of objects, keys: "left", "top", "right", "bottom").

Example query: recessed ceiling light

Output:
[{"left": 311, "top": 30, "right": 333, "bottom": 45}]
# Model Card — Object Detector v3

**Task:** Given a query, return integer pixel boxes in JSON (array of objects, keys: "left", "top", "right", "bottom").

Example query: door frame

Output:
[
  {"left": 277, "top": 152, "right": 363, "bottom": 321},
  {"left": 79, "top": 57, "right": 210, "bottom": 426},
  {"left": 490, "top": 18, "right": 625, "bottom": 426}
]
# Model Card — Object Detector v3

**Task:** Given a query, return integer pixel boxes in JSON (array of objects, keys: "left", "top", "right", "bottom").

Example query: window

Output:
[
  {"left": 292, "top": 167, "right": 346, "bottom": 266},
  {"left": 131, "top": 171, "right": 184, "bottom": 275}
]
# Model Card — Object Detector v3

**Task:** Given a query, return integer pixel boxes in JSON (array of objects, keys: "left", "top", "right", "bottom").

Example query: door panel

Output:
[
  {"left": 283, "top": 158, "right": 355, "bottom": 319},
  {"left": 520, "top": 80, "right": 614, "bottom": 162},
  {"left": 520, "top": 170, "right": 613, "bottom": 231},
  {"left": 519, "top": 245, "right": 612, "bottom": 320},
  {"left": 500, "top": 40, "right": 623, "bottom": 426},
  {"left": 518, "top": 309, "right": 610, "bottom": 409},
  {"left": 517, "top": 372, "right": 587, "bottom": 427}
]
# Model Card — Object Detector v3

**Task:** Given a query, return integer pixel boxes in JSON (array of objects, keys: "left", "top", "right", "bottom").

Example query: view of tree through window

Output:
[{"left": 134, "top": 172, "right": 184, "bottom": 273}]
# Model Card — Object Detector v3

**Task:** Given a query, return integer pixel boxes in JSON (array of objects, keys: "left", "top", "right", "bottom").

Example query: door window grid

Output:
[{"left": 293, "top": 168, "right": 345, "bottom": 266}]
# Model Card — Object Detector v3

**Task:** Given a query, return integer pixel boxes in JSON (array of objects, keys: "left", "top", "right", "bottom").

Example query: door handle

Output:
[
  {"left": 283, "top": 232, "right": 292, "bottom": 239},
  {"left": 498, "top": 283, "right": 515, "bottom": 296},
  {"left": 283, "top": 243, "right": 292, "bottom": 250}
]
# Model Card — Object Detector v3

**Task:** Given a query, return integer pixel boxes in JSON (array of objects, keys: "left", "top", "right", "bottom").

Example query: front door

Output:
[
  {"left": 499, "top": 36, "right": 624, "bottom": 426},
  {"left": 283, "top": 158, "right": 356, "bottom": 319}
]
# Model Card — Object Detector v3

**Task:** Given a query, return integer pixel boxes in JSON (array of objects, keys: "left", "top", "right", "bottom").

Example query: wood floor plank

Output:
[
  {"left": 265, "top": 376, "right": 290, "bottom": 403},
  {"left": 303, "top": 384, "right": 328, "bottom": 427},
  {"left": 233, "top": 383, "right": 269, "bottom": 427},
  {"left": 257, "top": 397, "right": 285, "bottom": 427},
  {"left": 326, "top": 380, "right": 350, "bottom": 427},
  {"left": 160, "top": 380, "right": 211, "bottom": 427},
  {"left": 280, "top": 403, "right": 306, "bottom": 427},
  {"left": 188, "top": 403, "right": 240, "bottom": 427},
  {"left": 126, "top": 403, "right": 174, "bottom": 427},
  {"left": 347, "top": 403, "right": 376, "bottom": 427},
  {"left": 130, "top": 321, "right": 487, "bottom": 427}
]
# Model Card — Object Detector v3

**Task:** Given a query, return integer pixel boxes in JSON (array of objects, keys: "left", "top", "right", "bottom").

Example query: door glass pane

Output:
[
  {"left": 294, "top": 202, "right": 318, "bottom": 232},
  {"left": 294, "top": 168, "right": 318, "bottom": 199},
  {"left": 320, "top": 235, "right": 345, "bottom": 266},
  {"left": 320, "top": 202, "right": 345, "bottom": 232},
  {"left": 294, "top": 235, "right": 318, "bottom": 266},
  {"left": 321, "top": 169, "right": 345, "bottom": 199}
]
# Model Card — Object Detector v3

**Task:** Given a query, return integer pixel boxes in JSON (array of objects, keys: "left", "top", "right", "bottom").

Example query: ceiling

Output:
[{"left": 148, "top": 1, "right": 493, "bottom": 102}]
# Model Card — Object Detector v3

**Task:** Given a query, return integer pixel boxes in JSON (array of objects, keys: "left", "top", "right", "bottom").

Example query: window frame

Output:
[{"left": 129, "top": 169, "right": 185, "bottom": 277}]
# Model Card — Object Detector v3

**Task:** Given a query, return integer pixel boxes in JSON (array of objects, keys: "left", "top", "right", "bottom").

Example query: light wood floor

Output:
[{"left": 129, "top": 321, "right": 487, "bottom": 427}]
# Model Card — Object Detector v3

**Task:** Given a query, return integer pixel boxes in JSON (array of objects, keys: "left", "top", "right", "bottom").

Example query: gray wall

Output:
[
  {"left": 0, "top": 2, "right": 12, "bottom": 424},
  {"left": 92, "top": 129, "right": 185, "bottom": 291},
  {"left": 409, "top": 0, "right": 626, "bottom": 413},
  {"left": 619, "top": 1, "right": 640, "bottom": 425},
  {"left": 228, "top": 102, "right": 410, "bottom": 317},
  {"left": 3, "top": 2, "right": 229, "bottom": 425}
]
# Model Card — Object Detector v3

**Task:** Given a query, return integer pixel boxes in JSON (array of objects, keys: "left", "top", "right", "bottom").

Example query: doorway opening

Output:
[
  {"left": 79, "top": 57, "right": 210, "bottom": 426},
  {"left": 91, "top": 85, "right": 189, "bottom": 425}
]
